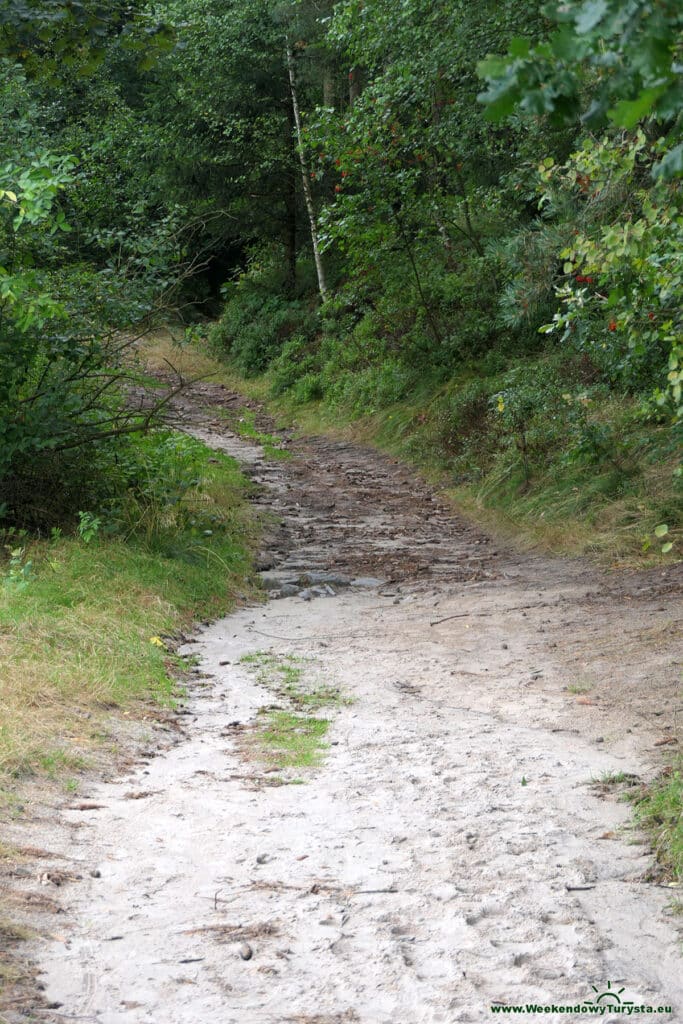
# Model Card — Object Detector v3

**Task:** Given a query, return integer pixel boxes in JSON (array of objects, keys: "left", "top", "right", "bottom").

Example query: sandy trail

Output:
[{"left": 11, "top": 384, "right": 683, "bottom": 1022}]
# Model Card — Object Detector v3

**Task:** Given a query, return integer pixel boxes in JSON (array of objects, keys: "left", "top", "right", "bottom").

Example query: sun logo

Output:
[{"left": 587, "top": 981, "right": 634, "bottom": 1007}]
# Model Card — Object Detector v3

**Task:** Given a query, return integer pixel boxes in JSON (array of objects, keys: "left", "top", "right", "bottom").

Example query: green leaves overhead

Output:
[{"left": 477, "top": 0, "right": 683, "bottom": 177}]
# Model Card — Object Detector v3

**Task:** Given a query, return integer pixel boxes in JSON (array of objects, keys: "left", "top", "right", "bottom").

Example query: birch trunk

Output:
[{"left": 286, "top": 42, "right": 328, "bottom": 302}]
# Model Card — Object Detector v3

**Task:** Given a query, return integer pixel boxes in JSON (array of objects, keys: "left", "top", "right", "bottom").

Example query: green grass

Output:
[
  {"left": 239, "top": 651, "right": 349, "bottom": 709},
  {"left": 0, "top": 442, "right": 255, "bottom": 784},
  {"left": 254, "top": 710, "right": 330, "bottom": 768},
  {"left": 216, "top": 407, "right": 291, "bottom": 460},
  {"left": 37, "top": 751, "right": 87, "bottom": 778},
  {"left": 567, "top": 682, "right": 593, "bottom": 695},
  {"left": 597, "top": 770, "right": 639, "bottom": 787},
  {"left": 629, "top": 763, "right": 683, "bottom": 882},
  {"left": 239, "top": 651, "right": 346, "bottom": 774}
]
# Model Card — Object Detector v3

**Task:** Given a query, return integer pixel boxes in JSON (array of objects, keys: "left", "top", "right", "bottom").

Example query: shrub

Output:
[
  {"left": 539, "top": 133, "right": 682, "bottom": 408},
  {"left": 209, "top": 278, "right": 317, "bottom": 376},
  {"left": 322, "top": 360, "right": 416, "bottom": 417},
  {"left": 269, "top": 334, "right": 320, "bottom": 396},
  {"left": 292, "top": 372, "right": 324, "bottom": 403},
  {"left": 101, "top": 431, "right": 234, "bottom": 554}
]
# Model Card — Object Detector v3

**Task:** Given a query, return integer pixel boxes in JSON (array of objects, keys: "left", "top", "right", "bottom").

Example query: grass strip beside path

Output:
[{"left": 0, "top": 442, "right": 256, "bottom": 787}]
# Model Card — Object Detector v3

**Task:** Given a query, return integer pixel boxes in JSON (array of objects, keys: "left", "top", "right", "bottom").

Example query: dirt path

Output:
[{"left": 10, "top": 384, "right": 683, "bottom": 1022}]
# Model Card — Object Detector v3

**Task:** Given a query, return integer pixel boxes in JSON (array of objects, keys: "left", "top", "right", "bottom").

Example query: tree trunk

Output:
[
  {"left": 284, "top": 99, "right": 298, "bottom": 297},
  {"left": 286, "top": 41, "right": 328, "bottom": 302},
  {"left": 349, "top": 66, "right": 362, "bottom": 108},
  {"left": 323, "top": 66, "right": 335, "bottom": 109}
]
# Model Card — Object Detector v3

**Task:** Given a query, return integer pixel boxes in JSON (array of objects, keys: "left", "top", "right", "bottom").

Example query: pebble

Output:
[
  {"left": 298, "top": 571, "right": 350, "bottom": 586},
  {"left": 238, "top": 942, "right": 253, "bottom": 961},
  {"left": 299, "top": 585, "right": 336, "bottom": 601}
]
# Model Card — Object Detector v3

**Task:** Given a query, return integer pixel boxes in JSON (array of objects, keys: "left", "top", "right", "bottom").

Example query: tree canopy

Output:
[{"left": 0, "top": 0, "right": 680, "bottom": 536}]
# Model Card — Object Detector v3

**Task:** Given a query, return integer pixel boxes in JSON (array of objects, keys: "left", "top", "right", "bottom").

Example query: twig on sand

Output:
[{"left": 429, "top": 613, "right": 471, "bottom": 626}]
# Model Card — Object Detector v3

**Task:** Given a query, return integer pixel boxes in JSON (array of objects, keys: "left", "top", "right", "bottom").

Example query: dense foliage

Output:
[{"left": 0, "top": 0, "right": 680, "bottom": 544}]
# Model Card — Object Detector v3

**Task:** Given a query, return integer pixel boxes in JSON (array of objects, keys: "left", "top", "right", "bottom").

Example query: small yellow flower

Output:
[
  {"left": 149, "top": 636, "right": 165, "bottom": 648},
  {"left": 497, "top": 396, "right": 505, "bottom": 413}
]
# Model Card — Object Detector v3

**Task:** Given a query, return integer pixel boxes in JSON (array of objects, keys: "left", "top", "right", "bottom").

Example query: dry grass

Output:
[
  {"left": 184, "top": 921, "right": 279, "bottom": 942},
  {"left": 140, "top": 326, "right": 268, "bottom": 399},
  {"left": 142, "top": 326, "right": 225, "bottom": 379},
  {"left": 0, "top": 920, "right": 35, "bottom": 945}
]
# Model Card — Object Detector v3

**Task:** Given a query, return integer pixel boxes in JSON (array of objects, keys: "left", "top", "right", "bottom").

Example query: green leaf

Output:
[
  {"left": 550, "top": 27, "right": 586, "bottom": 62},
  {"left": 654, "top": 524, "right": 669, "bottom": 538},
  {"left": 478, "top": 80, "right": 522, "bottom": 121},
  {"left": 508, "top": 37, "right": 530, "bottom": 59},
  {"left": 609, "top": 87, "right": 665, "bottom": 129},
  {"left": 575, "top": 0, "right": 608, "bottom": 34},
  {"left": 654, "top": 143, "right": 683, "bottom": 181},
  {"left": 661, "top": 542, "right": 673, "bottom": 554},
  {"left": 477, "top": 54, "right": 513, "bottom": 80}
]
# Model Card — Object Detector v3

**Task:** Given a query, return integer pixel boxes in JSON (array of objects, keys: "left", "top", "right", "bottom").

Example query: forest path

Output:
[{"left": 34, "top": 382, "right": 683, "bottom": 1022}]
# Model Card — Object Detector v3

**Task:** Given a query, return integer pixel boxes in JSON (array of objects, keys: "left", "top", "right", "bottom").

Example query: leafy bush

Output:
[
  {"left": 209, "top": 271, "right": 317, "bottom": 376},
  {"left": 0, "top": 146, "right": 180, "bottom": 530},
  {"left": 321, "top": 360, "right": 417, "bottom": 417},
  {"left": 292, "top": 372, "right": 324, "bottom": 404},
  {"left": 431, "top": 379, "right": 495, "bottom": 456},
  {"left": 2, "top": 441, "right": 125, "bottom": 531},
  {"left": 539, "top": 133, "right": 682, "bottom": 405},
  {"left": 269, "top": 334, "right": 320, "bottom": 396},
  {"left": 101, "top": 431, "right": 238, "bottom": 555}
]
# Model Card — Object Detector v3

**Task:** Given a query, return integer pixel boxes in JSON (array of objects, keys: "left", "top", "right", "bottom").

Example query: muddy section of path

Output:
[{"left": 6, "top": 382, "right": 683, "bottom": 1023}]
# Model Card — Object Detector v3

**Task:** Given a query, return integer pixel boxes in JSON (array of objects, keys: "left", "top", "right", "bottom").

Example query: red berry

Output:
[{"left": 608, "top": 320, "right": 617, "bottom": 331}]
